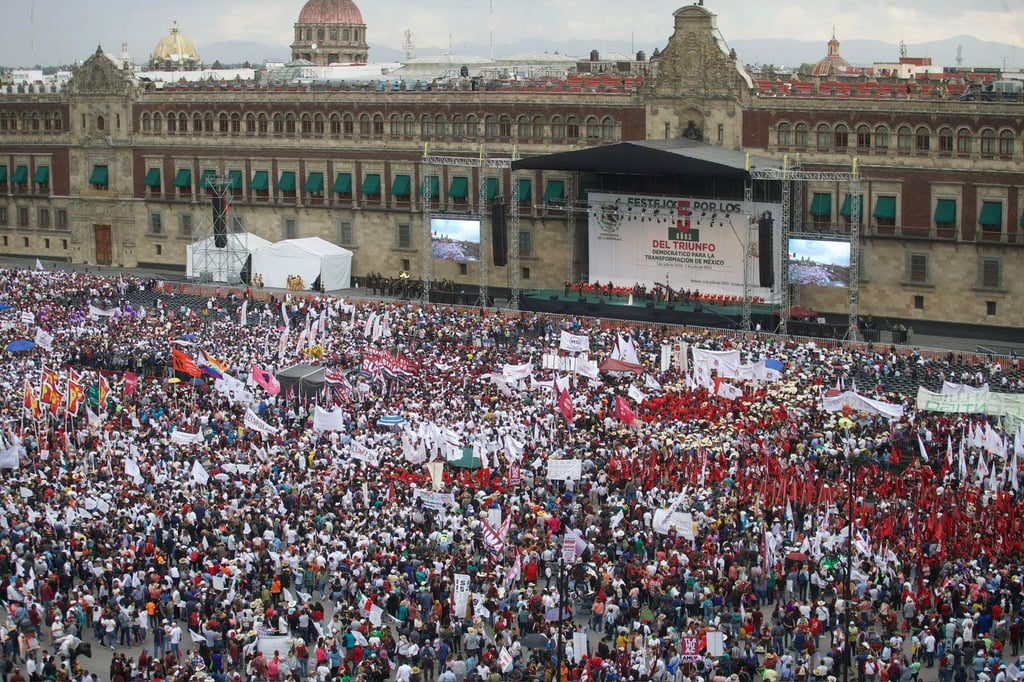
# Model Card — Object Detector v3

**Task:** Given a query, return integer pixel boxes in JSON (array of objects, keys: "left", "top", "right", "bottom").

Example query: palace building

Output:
[{"left": 0, "top": 1, "right": 1021, "bottom": 332}]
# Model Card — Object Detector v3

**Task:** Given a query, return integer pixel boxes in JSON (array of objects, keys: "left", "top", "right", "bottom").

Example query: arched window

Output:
[
  {"left": 43, "top": 113, "right": 52, "bottom": 131},
  {"left": 285, "top": 113, "right": 296, "bottom": 134},
  {"left": 532, "top": 115, "right": 544, "bottom": 139},
  {"left": 833, "top": 123, "right": 849, "bottom": 149},
  {"left": 96, "top": 115, "right": 105, "bottom": 132},
  {"left": 551, "top": 116, "right": 564, "bottom": 140},
  {"left": 152, "top": 112, "right": 162, "bottom": 132},
  {"left": 305, "top": 28, "right": 312, "bottom": 41},
  {"left": 52, "top": 112, "right": 62, "bottom": 131},
  {"left": 451, "top": 115, "right": 464, "bottom": 138},
  {"left": 329, "top": 113, "right": 341, "bottom": 135},
  {"left": 776, "top": 122, "right": 792, "bottom": 147},
  {"left": 794, "top": 122, "right": 808, "bottom": 148},
  {"left": 31, "top": 113, "right": 40, "bottom": 132},
  {"left": 999, "top": 130, "right": 1014, "bottom": 156},
  {"left": 219, "top": 113, "right": 229, "bottom": 134},
  {"left": 421, "top": 114, "right": 433, "bottom": 137},
  {"left": 484, "top": 115, "right": 498, "bottom": 138},
  {"left": 856, "top": 124, "right": 871, "bottom": 150},
  {"left": 915, "top": 126, "right": 930, "bottom": 151},
  {"left": 166, "top": 112, "right": 177, "bottom": 133},
  {"left": 897, "top": 125, "right": 912, "bottom": 150},
  {"left": 979, "top": 128, "right": 996, "bottom": 155},
  {"left": 178, "top": 113, "right": 188, "bottom": 133},
  {"left": 301, "top": 113, "right": 312, "bottom": 135},
  {"left": 566, "top": 116, "right": 580, "bottom": 139},
  {"left": 358, "top": 113, "right": 370, "bottom": 135},
  {"left": 317, "top": 29, "right": 325, "bottom": 41},
  {"left": 389, "top": 114, "right": 401, "bottom": 136},
  {"left": 314, "top": 113, "right": 325, "bottom": 135},
  {"left": 343, "top": 29, "right": 350, "bottom": 41},
  {"left": 230, "top": 113, "right": 241, "bottom": 134},
  {"left": 466, "top": 114, "right": 478, "bottom": 138},
  {"left": 0, "top": 113, "right": 8, "bottom": 131},
  {"left": 272, "top": 113, "right": 284, "bottom": 135},
  {"left": 586, "top": 116, "right": 600, "bottom": 139},
  {"left": 245, "top": 113, "right": 256, "bottom": 134},
  {"left": 341, "top": 113, "right": 353, "bottom": 135},
  {"left": 515, "top": 116, "right": 529, "bottom": 138},
  {"left": 204, "top": 112, "right": 214, "bottom": 132},
  {"left": 499, "top": 115, "right": 512, "bottom": 137},
  {"left": 938, "top": 127, "right": 953, "bottom": 153},
  {"left": 404, "top": 113, "right": 416, "bottom": 136},
  {"left": 141, "top": 112, "right": 152, "bottom": 133},
  {"left": 601, "top": 116, "right": 616, "bottom": 141},
  {"left": 329, "top": 29, "right": 338, "bottom": 41},
  {"left": 372, "top": 114, "right": 384, "bottom": 135},
  {"left": 435, "top": 114, "right": 447, "bottom": 137},
  {"left": 816, "top": 123, "right": 830, "bottom": 149},
  {"left": 874, "top": 125, "right": 889, "bottom": 150},
  {"left": 258, "top": 113, "right": 269, "bottom": 135}
]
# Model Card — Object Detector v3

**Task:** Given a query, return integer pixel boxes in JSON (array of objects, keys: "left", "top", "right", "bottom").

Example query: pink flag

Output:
[
  {"left": 251, "top": 365, "right": 281, "bottom": 396},
  {"left": 614, "top": 395, "right": 636, "bottom": 425}
]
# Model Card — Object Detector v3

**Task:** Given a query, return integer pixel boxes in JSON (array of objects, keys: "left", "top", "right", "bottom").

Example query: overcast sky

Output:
[{"left": 3, "top": 0, "right": 1021, "bottom": 67}]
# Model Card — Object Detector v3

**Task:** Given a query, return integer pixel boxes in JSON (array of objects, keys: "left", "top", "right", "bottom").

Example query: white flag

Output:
[
  {"left": 244, "top": 408, "right": 279, "bottom": 435},
  {"left": 33, "top": 327, "right": 54, "bottom": 352},
  {"left": 124, "top": 458, "right": 143, "bottom": 484},
  {"left": 191, "top": 460, "right": 210, "bottom": 485},
  {"left": 559, "top": 331, "right": 590, "bottom": 353},
  {"left": 240, "top": 300, "right": 248, "bottom": 326},
  {"left": 627, "top": 385, "right": 647, "bottom": 404},
  {"left": 35, "top": 258, "right": 43, "bottom": 271}
]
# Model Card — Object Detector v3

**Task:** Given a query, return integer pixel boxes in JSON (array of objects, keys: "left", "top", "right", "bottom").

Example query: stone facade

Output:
[{"left": 0, "top": 6, "right": 1021, "bottom": 328}]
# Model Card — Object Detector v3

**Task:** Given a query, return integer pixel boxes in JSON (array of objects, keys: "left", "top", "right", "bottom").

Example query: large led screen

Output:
[
  {"left": 788, "top": 238, "right": 851, "bottom": 288},
  {"left": 431, "top": 218, "right": 481, "bottom": 261}
]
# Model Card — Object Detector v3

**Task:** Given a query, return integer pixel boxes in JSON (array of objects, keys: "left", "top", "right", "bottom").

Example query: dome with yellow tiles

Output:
[{"left": 150, "top": 22, "right": 201, "bottom": 70}]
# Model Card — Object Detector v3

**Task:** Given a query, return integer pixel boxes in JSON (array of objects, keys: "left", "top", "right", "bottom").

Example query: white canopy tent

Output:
[
  {"left": 186, "top": 231, "right": 272, "bottom": 283},
  {"left": 251, "top": 237, "right": 353, "bottom": 291}
]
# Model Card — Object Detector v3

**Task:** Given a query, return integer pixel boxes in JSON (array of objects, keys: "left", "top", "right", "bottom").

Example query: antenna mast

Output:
[{"left": 402, "top": 29, "right": 415, "bottom": 60}]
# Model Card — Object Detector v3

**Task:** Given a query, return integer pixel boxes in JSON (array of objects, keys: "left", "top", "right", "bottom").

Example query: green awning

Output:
[
  {"left": 579, "top": 183, "right": 597, "bottom": 200},
  {"left": 391, "top": 174, "right": 411, "bottom": 197},
  {"left": 226, "top": 170, "right": 243, "bottom": 190},
  {"left": 0, "top": 166, "right": 7, "bottom": 184},
  {"left": 420, "top": 176, "right": 439, "bottom": 199},
  {"left": 303, "top": 172, "right": 324, "bottom": 194},
  {"left": 934, "top": 199, "right": 956, "bottom": 224},
  {"left": 361, "top": 173, "right": 381, "bottom": 196},
  {"left": 809, "top": 193, "right": 831, "bottom": 217},
  {"left": 872, "top": 196, "right": 896, "bottom": 221},
  {"left": 332, "top": 172, "right": 352, "bottom": 194},
  {"left": 979, "top": 201, "right": 1002, "bottom": 227},
  {"left": 200, "top": 169, "right": 217, "bottom": 190},
  {"left": 173, "top": 168, "right": 192, "bottom": 189},
  {"left": 1020, "top": 212, "right": 1024, "bottom": 228},
  {"left": 543, "top": 179, "right": 565, "bottom": 203},
  {"left": 278, "top": 171, "right": 296, "bottom": 193},
  {"left": 89, "top": 165, "right": 108, "bottom": 186},
  {"left": 485, "top": 177, "right": 500, "bottom": 200},
  {"left": 448, "top": 176, "right": 469, "bottom": 199},
  {"left": 518, "top": 178, "right": 531, "bottom": 202},
  {"left": 12, "top": 166, "right": 28, "bottom": 184},
  {"left": 839, "top": 194, "right": 864, "bottom": 218},
  {"left": 143, "top": 168, "right": 161, "bottom": 188},
  {"left": 32, "top": 166, "right": 49, "bottom": 185},
  {"left": 250, "top": 170, "right": 269, "bottom": 191}
]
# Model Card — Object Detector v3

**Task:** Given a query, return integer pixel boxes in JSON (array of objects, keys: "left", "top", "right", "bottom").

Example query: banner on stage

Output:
[
  {"left": 587, "top": 191, "right": 782, "bottom": 300},
  {"left": 546, "top": 458, "right": 582, "bottom": 481}
]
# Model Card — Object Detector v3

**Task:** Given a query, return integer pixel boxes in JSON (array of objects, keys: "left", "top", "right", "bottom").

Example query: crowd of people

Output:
[{"left": 0, "top": 266, "right": 1021, "bottom": 682}]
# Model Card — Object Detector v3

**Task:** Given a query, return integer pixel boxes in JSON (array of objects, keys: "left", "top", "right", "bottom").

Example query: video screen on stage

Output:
[
  {"left": 431, "top": 217, "right": 481, "bottom": 261},
  {"left": 788, "top": 238, "right": 851, "bottom": 288}
]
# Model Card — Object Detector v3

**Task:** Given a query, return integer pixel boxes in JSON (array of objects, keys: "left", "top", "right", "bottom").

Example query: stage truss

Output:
[
  {"left": 189, "top": 175, "right": 249, "bottom": 284},
  {"left": 421, "top": 147, "right": 520, "bottom": 309},
  {"left": 746, "top": 160, "right": 861, "bottom": 338}
]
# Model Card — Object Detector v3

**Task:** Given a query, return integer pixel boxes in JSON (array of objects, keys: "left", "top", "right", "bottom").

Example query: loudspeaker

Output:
[
  {"left": 491, "top": 199, "right": 507, "bottom": 266},
  {"left": 212, "top": 196, "right": 228, "bottom": 248},
  {"left": 758, "top": 212, "right": 774, "bottom": 287}
]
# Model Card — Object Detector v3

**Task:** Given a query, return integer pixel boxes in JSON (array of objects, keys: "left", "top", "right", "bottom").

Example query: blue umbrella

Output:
[
  {"left": 5, "top": 340, "right": 35, "bottom": 352},
  {"left": 376, "top": 415, "right": 405, "bottom": 427},
  {"left": 765, "top": 358, "right": 785, "bottom": 372},
  {"left": 0, "top": 304, "right": 11, "bottom": 312}
]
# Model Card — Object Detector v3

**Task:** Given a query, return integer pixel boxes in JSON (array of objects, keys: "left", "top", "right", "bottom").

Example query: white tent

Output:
[
  {"left": 186, "top": 231, "right": 272, "bottom": 283},
  {"left": 251, "top": 237, "right": 353, "bottom": 291}
]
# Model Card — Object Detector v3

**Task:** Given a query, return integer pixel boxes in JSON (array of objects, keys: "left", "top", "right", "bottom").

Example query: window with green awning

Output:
[
  {"left": 420, "top": 176, "right": 439, "bottom": 199},
  {"left": 332, "top": 172, "right": 352, "bottom": 195},
  {"left": 979, "top": 201, "right": 1002, "bottom": 227},
  {"left": 89, "top": 165, "right": 108, "bottom": 187},
  {"left": 361, "top": 173, "right": 381, "bottom": 196},
  {"left": 12, "top": 166, "right": 28, "bottom": 185},
  {"left": 143, "top": 168, "right": 161, "bottom": 189},
  {"left": 278, "top": 171, "right": 296, "bottom": 193},
  {"left": 200, "top": 169, "right": 217, "bottom": 190},
  {"left": 391, "top": 174, "right": 411, "bottom": 197},
  {"left": 32, "top": 166, "right": 49, "bottom": 185},
  {"left": 226, "top": 170, "right": 243, "bottom": 190},
  {"left": 0, "top": 166, "right": 7, "bottom": 184},
  {"left": 448, "top": 176, "right": 468, "bottom": 199},
  {"left": 485, "top": 177, "right": 500, "bottom": 200},
  {"left": 250, "top": 170, "right": 269, "bottom": 191},
  {"left": 304, "top": 172, "right": 324, "bottom": 194},
  {"left": 934, "top": 199, "right": 956, "bottom": 225},
  {"left": 839, "top": 194, "right": 863, "bottom": 218},
  {"left": 809, "top": 193, "right": 831, "bottom": 217},
  {"left": 872, "top": 196, "right": 897, "bottom": 221},
  {"left": 543, "top": 179, "right": 565, "bottom": 203},
  {"left": 173, "top": 168, "right": 192, "bottom": 189},
  {"left": 518, "top": 178, "right": 531, "bottom": 202}
]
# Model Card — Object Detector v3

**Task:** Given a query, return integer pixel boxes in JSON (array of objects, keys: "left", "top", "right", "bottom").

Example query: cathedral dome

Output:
[
  {"left": 297, "top": 0, "right": 365, "bottom": 25},
  {"left": 812, "top": 33, "right": 852, "bottom": 77},
  {"left": 150, "top": 22, "right": 200, "bottom": 69}
]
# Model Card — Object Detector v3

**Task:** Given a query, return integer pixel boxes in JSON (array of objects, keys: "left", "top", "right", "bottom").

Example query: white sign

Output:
[
  {"left": 559, "top": 331, "right": 590, "bottom": 353},
  {"left": 652, "top": 508, "right": 694, "bottom": 539},
  {"left": 413, "top": 489, "right": 456, "bottom": 510},
  {"left": 453, "top": 573, "right": 471, "bottom": 618},
  {"left": 587, "top": 191, "right": 782, "bottom": 300},
  {"left": 244, "top": 408, "right": 279, "bottom": 435},
  {"left": 546, "top": 459, "right": 582, "bottom": 481}
]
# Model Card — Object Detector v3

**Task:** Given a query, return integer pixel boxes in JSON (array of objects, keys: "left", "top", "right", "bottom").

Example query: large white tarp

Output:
[{"left": 252, "top": 237, "right": 353, "bottom": 291}]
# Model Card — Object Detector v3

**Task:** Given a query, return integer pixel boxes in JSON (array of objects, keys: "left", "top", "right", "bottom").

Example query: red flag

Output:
[
  {"left": 557, "top": 389, "right": 574, "bottom": 423},
  {"left": 98, "top": 375, "right": 111, "bottom": 408},
  {"left": 40, "top": 367, "right": 60, "bottom": 406},
  {"left": 124, "top": 371, "right": 139, "bottom": 397},
  {"left": 385, "top": 482, "right": 395, "bottom": 503},
  {"left": 23, "top": 380, "right": 40, "bottom": 418},
  {"left": 614, "top": 395, "right": 636, "bottom": 425},
  {"left": 66, "top": 379, "right": 85, "bottom": 415},
  {"left": 508, "top": 465, "right": 521, "bottom": 486},
  {"left": 172, "top": 348, "right": 202, "bottom": 377},
  {"left": 251, "top": 365, "right": 281, "bottom": 396}
]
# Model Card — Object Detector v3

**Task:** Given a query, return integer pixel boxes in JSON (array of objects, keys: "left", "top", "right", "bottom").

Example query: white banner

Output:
[
  {"left": 413, "top": 489, "right": 456, "bottom": 510},
  {"left": 559, "top": 331, "right": 590, "bottom": 353},
  {"left": 546, "top": 459, "right": 582, "bottom": 481},
  {"left": 313, "top": 406, "right": 345, "bottom": 432},
  {"left": 20, "top": 311, "right": 34, "bottom": 326},
  {"left": 453, "top": 573, "right": 471, "bottom": 619},
  {"left": 170, "top": 430, "right": 204, "bottom": 446},
  {"left": 652, "top": 508, "right": 695, "bottom": 539},
  {"left": 823, "top": 391, "right": 904, "bottom": 419},
  {"left": 691, "top": 348, "right": 742, "bottom": 379},
  {"left": 941, "top": 381, "right": 990, "bottom": 395},
  {"left": 33, "top": 327, "right": 53, "bottom": 351},
  {"left": 588, "top": 191, "right": 782, "bottom": 299},
  {"left": 502, "top": 363, "right": 533, "bottom": 381},
  {"left": 918, "top": 388, "right": 1024, "bottom": 423},
  {"left": 244, "top": 408, "right": 279, "bottom": 435},
  {"left": 349, "top": 441, "right": 380, "bottom": 467}
]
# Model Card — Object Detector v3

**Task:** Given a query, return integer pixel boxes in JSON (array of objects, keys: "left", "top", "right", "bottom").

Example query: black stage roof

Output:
[{"left": 511, "top": 138, "right": 784, "bottom": 179}]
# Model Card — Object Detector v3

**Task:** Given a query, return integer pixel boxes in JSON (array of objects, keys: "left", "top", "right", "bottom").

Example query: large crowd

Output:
[{"left": 0, "top": 267, "right": 1021, "bottom": 682}]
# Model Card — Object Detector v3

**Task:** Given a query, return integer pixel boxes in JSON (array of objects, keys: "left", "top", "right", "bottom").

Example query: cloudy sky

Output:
[{"left": 3, "top": 0, "right": 1021, "bottom": 67}]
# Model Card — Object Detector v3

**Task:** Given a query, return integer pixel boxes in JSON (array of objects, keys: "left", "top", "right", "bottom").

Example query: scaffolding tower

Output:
[
  {"left": 421, "top": 147, "right": 520, "bottom": 308},
  {"left": 188, "top": 175, "right": 250, "bottom": 284}
]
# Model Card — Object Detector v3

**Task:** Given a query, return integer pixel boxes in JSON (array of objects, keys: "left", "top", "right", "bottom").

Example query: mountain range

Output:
[{"left": 200, "top": 35, "right": 1024, "bottom": 72}]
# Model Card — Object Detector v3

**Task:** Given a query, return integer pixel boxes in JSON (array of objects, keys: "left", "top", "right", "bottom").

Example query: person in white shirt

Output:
[{"left": 395, "top": 662, "right": 412, "bottom": 681}]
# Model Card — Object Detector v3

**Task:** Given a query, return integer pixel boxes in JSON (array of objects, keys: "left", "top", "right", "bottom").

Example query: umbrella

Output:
[
  {"left": 520, "top": 633, "right": 549, "bottom": 649},
  {"left": 786, "top": 551, "right": 809, "bottom": 562},
  {"left": 837, "top": 417, "right": 854, "bottom": 430},
  {"left": 5, "top": 339, "right": 35, "bottom": 352},
  {"left": 167, "top": 378, "right": 181, "bottom": 384},
  {"left": 376, "top": 415, "right": 405, "bottom": 427}
]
